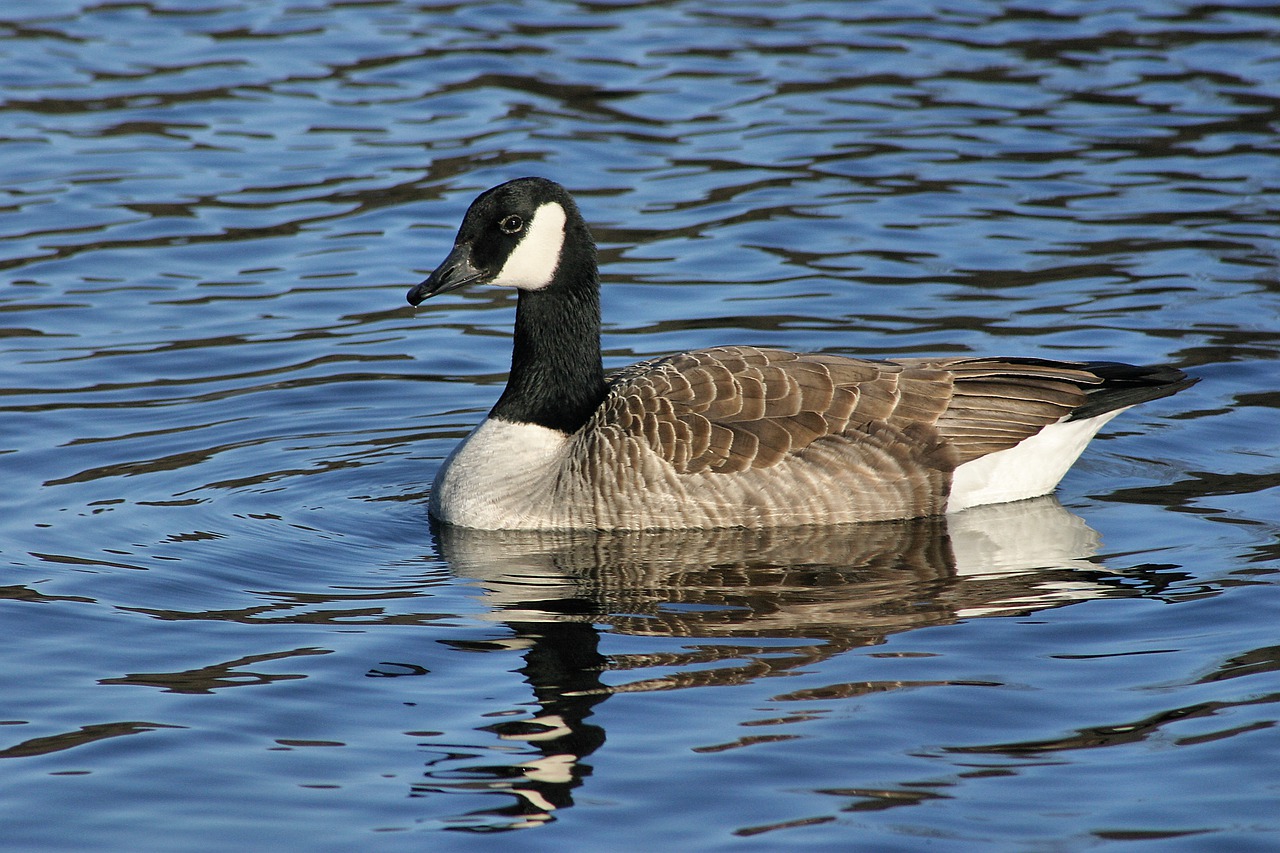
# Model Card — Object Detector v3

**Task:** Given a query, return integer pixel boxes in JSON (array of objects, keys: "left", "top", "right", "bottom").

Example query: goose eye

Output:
[{"left": 499, "top": 215, "right": 524, "bottom": 234}]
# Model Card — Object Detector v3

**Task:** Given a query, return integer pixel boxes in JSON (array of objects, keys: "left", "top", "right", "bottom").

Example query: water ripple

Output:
[{"left": 1, "top": 0, "right": 1277, "bottom": 848}]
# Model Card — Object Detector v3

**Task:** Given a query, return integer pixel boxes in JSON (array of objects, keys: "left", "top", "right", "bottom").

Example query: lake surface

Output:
[{"left": 2, "top": 1, "right": 1278, "bottom": 849}]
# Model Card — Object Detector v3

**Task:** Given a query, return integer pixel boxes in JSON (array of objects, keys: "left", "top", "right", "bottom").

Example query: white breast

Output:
[{"left": 430, "top": 417, "right": 572, "bottom": 528}]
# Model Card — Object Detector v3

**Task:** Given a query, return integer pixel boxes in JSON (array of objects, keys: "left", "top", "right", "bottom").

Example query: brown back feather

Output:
[{"left": 594, "top": 347, "right": 1099, "bottom": 475}]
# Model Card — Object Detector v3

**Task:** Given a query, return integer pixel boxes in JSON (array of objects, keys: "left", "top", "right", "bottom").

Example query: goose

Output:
[{"left": 406, "top": 177, "right": 1196, "bottom": 531}]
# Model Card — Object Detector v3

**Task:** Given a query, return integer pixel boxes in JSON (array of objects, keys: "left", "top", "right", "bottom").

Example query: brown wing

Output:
[
  {"left": 594, "top": 346, "right": 939, "bottom": 474},
  {"left": 594, "top": 347, "right": 1101, "bottom": 476},
  {"left": 899, "top": 357, "right": 1098, "bottom": 463}
]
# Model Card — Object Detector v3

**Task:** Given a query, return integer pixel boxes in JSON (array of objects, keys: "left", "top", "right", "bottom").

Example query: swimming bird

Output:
[{"left": 406, "top": 177, "right": 1195, "bottom": 530}]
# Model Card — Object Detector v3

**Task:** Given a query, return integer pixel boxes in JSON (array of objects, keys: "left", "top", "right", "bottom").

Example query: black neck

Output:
[{"left": 489, "top": 247, "right": 606, "bottom": 434}]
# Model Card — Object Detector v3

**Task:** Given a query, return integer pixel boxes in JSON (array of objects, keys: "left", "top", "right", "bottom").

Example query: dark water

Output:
[{"left": 2, "top": 1, "right": 1278, "bottom": 849}]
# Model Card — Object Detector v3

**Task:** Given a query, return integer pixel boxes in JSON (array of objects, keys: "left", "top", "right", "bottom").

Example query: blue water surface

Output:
[{"left": 1, "top": 1, "right": 1278, "bottom": 850}]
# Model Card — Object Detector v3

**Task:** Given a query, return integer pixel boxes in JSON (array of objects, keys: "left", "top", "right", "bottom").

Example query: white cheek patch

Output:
[{"left": 488, "top": 201, "right": 567, "bottom": 291}]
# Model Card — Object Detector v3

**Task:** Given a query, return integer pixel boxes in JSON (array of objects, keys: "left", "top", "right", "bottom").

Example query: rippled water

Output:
[{"left": 2, "top": 1, "right": 1278, "bottom": 849}]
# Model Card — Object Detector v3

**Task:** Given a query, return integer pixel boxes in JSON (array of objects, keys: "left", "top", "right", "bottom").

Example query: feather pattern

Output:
[
  {"left": 592, "top": 348, "right": 1101, "bottom": 474},
  {"left": 512, "top": 346, "right": 1097, "bottom": 528}
]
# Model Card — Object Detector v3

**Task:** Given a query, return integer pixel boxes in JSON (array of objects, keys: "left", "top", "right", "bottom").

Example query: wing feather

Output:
[{"left": 590, "top": 348, "right": 1102, "bottom": 475}]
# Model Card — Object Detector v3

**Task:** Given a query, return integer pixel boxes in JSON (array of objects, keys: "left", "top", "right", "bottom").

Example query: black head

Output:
[{"left": 407, "top": 177, "right": 589, "bottom": 306}]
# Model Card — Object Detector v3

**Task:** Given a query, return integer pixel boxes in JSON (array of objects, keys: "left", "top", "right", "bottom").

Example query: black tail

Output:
[{"left": 1068, "top": 362, "right": 1198, "bottom": 421}]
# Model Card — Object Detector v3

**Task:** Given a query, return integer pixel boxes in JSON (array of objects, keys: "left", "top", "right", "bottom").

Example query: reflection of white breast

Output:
[
  {"left": 430, "top": 417, "right": 571, "bottom": 529},
  {"left": 947, "top": 499, "right": 1107, "bottom": 617}
]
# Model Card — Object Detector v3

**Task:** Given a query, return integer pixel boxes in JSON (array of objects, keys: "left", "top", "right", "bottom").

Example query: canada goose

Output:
[{"left": 407, "top": 177, "right": 1196, "bottom": 530}]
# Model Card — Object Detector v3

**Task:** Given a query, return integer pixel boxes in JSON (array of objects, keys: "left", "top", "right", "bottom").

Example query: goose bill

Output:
[{"left": 407, "top": 243, "right": 485, "bottom": 305}]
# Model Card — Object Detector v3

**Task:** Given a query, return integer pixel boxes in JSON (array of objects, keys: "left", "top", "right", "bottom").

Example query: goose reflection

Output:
[{"left": 416, "top": 497, "right": 1123, "bottom": 830}]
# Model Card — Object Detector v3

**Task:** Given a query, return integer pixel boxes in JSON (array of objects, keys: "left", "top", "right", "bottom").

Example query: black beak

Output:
[{"left": 406, "top": 243, "right": 485, "bottom": 306}]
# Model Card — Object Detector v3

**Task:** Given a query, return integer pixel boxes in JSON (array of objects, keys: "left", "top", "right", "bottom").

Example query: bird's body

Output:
[{"left": 407, "top": 178, "right": 1195, "bottom": 531}]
